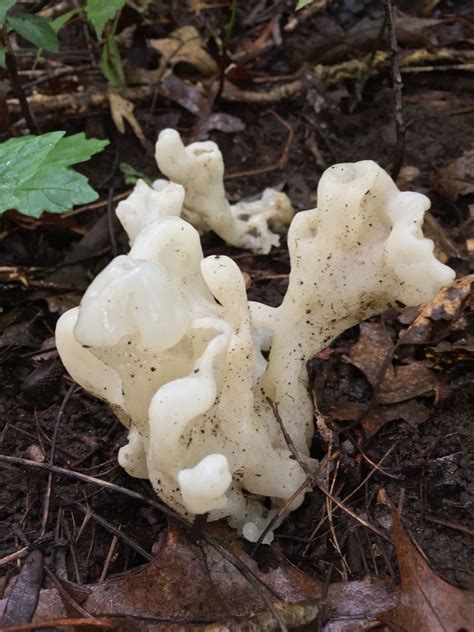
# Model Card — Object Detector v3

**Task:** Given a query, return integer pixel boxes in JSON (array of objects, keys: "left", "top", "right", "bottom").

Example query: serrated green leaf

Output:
[
  {"left": 14, "top": 166, "right": 98, "bottom": 217},
  {"left": 0, "top": 47, "right": 5, "bottom": 68},
  {"left": 295, "top": 0, "right": 314, "bottom": 9},
  {"left": 0, "top": 132, "right": 108, "bottom": 216},
  {"left": 0, "top": 132, "right": 64, "bottom": 187},
  {"left": 47, "top": 133, "right": 109, "bottom": 167},
  {"left": 85, "top": 0, "right": 126, "bottom": 38},
  {"left": 7, "top": 14, "right": 59, "bottom": 52},
  {"left": 0, "top": 0, "right": 16, "bottom": 25}
]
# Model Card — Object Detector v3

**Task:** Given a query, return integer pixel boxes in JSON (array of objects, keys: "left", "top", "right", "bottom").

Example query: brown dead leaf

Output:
[
  {"left": 150, "top": 25, "right": 218, "bottom": 76},
  {"left": 347, "top": 323, "right": 438, "bottom": 403},
  {"left": 6, "top": 521, "right": 323, "bottom": 630},
  {"left": 0, "top": 521, "right": 400, "bottom": 631},
  {"left": 348, "top": 321, "right": 395, "bottom": 382},
  {"left": 108, "top": 90, "right": 145, "bottom": 143},
  {"left": 160, "top": 71, "right": 207, "bottom": 116},
  {"left": 329, "top": 399, "right": 429, "bottom": 438},
  {"left": 378, "top": 363, "right": 438, "bottom": 404},
  {"left": 401, "top": 275, "right": 473, "bottom": 344},
  {"left": 0, "top": 551, "right": 43, "bottom": 627},
  {"left": 199, "top": 112, "right": 246, "bottom": 136},
  {"left": 436, "top": 147, "right": 474, "bottom": 204},
  {"left": 376, "top": 502, "right": 474, "bottom": 631},
  {"left": 423, "top": 211, "right": 462, "bottom": 263}
]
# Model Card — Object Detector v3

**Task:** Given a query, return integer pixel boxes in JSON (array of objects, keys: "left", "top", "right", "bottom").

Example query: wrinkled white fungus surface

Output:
[
  {"left": 56, "top": 145, "right": 455, "bottom": 542},
  {"left": 114, "top": 130, "right": 293, "bottom": 255},
  {"left": 153, "top": 129, "right": 294, "bottom": 254}
]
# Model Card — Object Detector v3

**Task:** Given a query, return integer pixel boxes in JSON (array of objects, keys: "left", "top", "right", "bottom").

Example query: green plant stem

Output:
[{"left": 224, "top": 0, "right": 238, "bottom": 45}]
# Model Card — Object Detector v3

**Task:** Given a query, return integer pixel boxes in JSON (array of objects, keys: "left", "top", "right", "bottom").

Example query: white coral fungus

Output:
[{"left": 56, "top": 145, "right": 454, "bottom": 542}]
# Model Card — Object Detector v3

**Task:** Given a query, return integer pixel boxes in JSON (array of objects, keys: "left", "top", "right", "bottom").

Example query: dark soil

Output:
[{"left": 0, "top": 0, "right": 473, "bottom": 609}]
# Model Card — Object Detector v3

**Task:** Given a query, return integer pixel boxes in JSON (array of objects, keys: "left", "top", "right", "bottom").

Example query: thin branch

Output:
[
  {"left": 384, "top": 0, "right": 405, "bottom": 179},
  {"left": 3, "top": 29, "right": 39, "bottom": 134},
  {"left": 41, "top": 384, "right": 76, "bottom": 534},
  {"left": 71, "top": 502, "right": 153, "bottom": 561},
  {"left": 266, "top": 399, "right": 392, "bottom": 544}
]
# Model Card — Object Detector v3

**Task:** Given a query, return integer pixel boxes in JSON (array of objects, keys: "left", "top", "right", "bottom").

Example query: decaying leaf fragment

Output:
[
  {"left": 376, "top": 502, "right": 474, "bottom": 631},
  {"left": 401, "top": 274, "right": 473, "bottom": 344},
  {"left": 108, "top": 90, "right": 145, "bottom": 142},
  {"left": 150, "top": 25, "right": 219, "bottom": 76},
  {"left": 347, "top": 322, "right": 438, "bottom": 404},
  {"left": 435, "top": 146, "right": 474, "bottom": 203},
  {"left": 328, "top": 398, "right": 429, "bottom": 439},
  {"left": 0, "top": 550, "right": 44, "bottom": 628}
]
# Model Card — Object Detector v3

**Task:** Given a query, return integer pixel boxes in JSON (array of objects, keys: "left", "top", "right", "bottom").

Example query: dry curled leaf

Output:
[
  {"left": 347, "top": 322, "right": 438, "bottom": 403},
  {"left": 376, "top": 502, "right": 474, "bottom": 631},
  {"left": 108, "top": 90, "right": 145, "bottom": 143},
  {"left": 0, "top": 522, "right": 401, "bottom": 631},
  {"left": 0, "top": 521, "right": 323, "bottom": 630},
  {"left": 401, "top": 275, "right": 473, "bottom": 344},
  {"left": 435, "top": 147, "right": 474, "bottom": 203},
  {"left": 329, "top": 399, "right": 429, "bottom": 438},
  {"left": 0, "top": 550, "right": 44, "bottom": 628},
  {"left": 150, "top": 25, "right": 218, "bottom": 76},
  {"left": 160, "top": 71, "right": 207, "bottom": 116}
]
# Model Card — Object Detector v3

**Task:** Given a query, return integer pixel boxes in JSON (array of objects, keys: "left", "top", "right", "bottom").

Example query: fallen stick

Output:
[{"left": 6, "top": 50, "right": 472, "bottom": 117}]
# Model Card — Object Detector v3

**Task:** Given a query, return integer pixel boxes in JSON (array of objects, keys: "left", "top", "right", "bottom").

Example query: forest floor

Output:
[{"left": 0, "top": 0, "right": 473, "bottom": 630}]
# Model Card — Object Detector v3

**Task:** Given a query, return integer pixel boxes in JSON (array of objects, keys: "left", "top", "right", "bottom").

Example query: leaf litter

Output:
[{"left": 376, "top": 492, "right": 474, "bottom": 632}]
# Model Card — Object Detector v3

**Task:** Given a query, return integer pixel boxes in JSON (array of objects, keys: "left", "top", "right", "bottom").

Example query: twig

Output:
[
  {"left": 99, "top": 534, "right": 119, "bottom": 582},
  {"left": 43, "top": 565, "right": 92, "bottom": 618},
  {"left": 284, "top": 0, "right": 333, "bottom": 32},
  {"left": 325, "top": 458, "right": 350, "bottom": 580},
  {"left": 0, "top": 618, "right": 116, "bottom": 631},
  {"left": 190, "top": 512, "right": 209, "bottom": 541},
  {"left": 425, "top": 516, "right": 474, "bottom": 537},
  {"left": 0, "top": 547, "right": 28, "bottom": 566},
  {"left": 3, "top": 29, "right": 39, "bottom": 134},
  {"left": 384, "top": 0, "right": 405, "bottom": 179},
  {"left": 250, "top": 476, "right": 312, "bottom": 556},
  {"left": 266, "top": 399, "right": 391, "bottom": 543},
  {"left": 41, "top": 384, "right": 76, "bottom": 534},
  {"left": 60, "top": 512, "right": 82, "bottom": 584},
  {"left": 341, "top": 441, "right": 399, "bottom": 506},
  {"left": 316, "top": 562, "right": 333, "bottom": 632},
  {"left": 65, "top": 189, "right": 132, "bottom": 217}
]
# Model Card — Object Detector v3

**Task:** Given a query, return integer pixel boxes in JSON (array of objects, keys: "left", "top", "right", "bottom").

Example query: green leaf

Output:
[
  {"left": 0, "top": 47, "right": 5, "bottom": 68},
  {"left": 0, "top": 0, "right": 16, "bottom": 26},
  {"left": 295, "top": 0, "right": 314, "bottom": 9},
  {"left": 13, "top": 165, "right": 98, "bottom": 215},
  {"left": 0, "top": 132, "right": 109, "bottom": 217},
  {"left": 119, "top": 162, "right": 151, "bottom": 187},
  {"left": 7, "top": 14, "right": 59, "bottom": 52},
  {"left": 85, "top": 0, "right": 126, "bottom": 38},
  {"left": 46, "top": 133, "right": 109, "bottom": 167},
  {"left": 51, "top": 8, "right": 79, "bottom": 33},
  {"left": 100, "top": 32, "right": 125, "bottom": 87}
]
